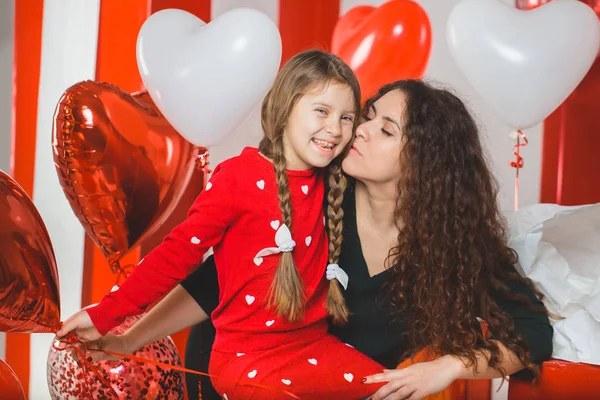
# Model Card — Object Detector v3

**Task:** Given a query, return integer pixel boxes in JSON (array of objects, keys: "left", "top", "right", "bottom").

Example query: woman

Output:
[{"left": 89, "top": 80, "right": 553, "bottom": 400}]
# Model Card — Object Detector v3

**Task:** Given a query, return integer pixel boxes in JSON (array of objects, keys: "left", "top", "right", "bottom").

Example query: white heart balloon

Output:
[
  {"left": 447, "top": 0, "right": 599, "bottom": 130},
  {"left": 137, "top": 8, "right": 282, "bottom": 146}
]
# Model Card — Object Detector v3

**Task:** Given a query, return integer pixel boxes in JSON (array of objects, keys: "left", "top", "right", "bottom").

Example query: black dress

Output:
[{"left": 180, "top": 193, "right": 553, "bottom": 400}]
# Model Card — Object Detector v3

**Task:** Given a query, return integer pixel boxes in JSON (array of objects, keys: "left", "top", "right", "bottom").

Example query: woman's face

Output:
[{"left": 342, "top": 89, "right": 406, "bottom": 185}]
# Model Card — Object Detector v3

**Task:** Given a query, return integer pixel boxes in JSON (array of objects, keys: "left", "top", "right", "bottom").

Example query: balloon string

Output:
[
  {"left": 509, "top": 130, "right": 528, "bottom": 211},
  {"left": 195, "top": 148, "right": 211, "bottom": 174},
  {"left": 53, "top": 335, "right": 119, "bottom": 399},
  {"left": 110, "top": 262, "right": 134, "bottom": 286},
  {"left": 54, "top": 334, "right": 300, "bottom": 399}
]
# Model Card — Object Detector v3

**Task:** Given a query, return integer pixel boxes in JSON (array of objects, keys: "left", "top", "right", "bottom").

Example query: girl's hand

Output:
[
  {"left": 85, "top": 333, "right": 134, "bottom": 363},
  {"left": 364, "top": 356, "right": 463, "bottom": 400},
  {"left": 56, "top": 309, "right": 101, "bottom": 341}
]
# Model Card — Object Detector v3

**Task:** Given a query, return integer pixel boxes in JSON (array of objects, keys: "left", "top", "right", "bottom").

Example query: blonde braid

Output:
[
  {"left": 266, "top": 138, "right": 306, "bottom": 322},
  {"left": 325, "top": 162, "right": 349, "bottom": 325}
]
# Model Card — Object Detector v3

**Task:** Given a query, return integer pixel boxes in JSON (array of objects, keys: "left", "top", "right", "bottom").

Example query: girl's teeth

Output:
[{"left": 313, "top": 139, "right": 334, "bottom": 150}]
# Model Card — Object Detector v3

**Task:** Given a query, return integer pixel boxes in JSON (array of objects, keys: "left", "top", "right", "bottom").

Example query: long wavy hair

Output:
[
  {"left": 370, "top": 80, "right": 547, "bottom": 376},
  {"left": 259, "top": 49, "right": 360, "bottom": 324}
]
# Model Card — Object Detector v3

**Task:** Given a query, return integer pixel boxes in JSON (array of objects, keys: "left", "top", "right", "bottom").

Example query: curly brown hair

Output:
[{"left": 368, "top": 80, "right": 547, "bottom": 377}]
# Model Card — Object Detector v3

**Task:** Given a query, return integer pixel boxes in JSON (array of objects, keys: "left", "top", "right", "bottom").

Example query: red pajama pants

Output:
[{"left": 209, "top": 334, "right": 385, "bottom": 400}]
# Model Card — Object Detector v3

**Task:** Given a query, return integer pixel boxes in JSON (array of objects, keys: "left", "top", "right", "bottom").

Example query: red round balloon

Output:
[
  {"left": 332, "top": 0, "right": 432, "bottom": 100},
  {"left": 517, "top": 0, "right": 599, "bottom": 17},
  {"left": 0, "top": 170, "right": 61, "bottom": 333},
  {"left": 47, "top": 315, "right": 184, "bottom": 399},
  {"left": 515, "top": 0, "right": 552, "bottom": 9},
  {"left": 52, "top": 81, "right": 205, "bottom": 274},
  {"left": 0, "top": 359, "right": 26, "bottom": 400}
]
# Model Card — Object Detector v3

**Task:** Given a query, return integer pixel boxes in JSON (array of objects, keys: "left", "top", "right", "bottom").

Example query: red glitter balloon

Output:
[{"left": 46, "top": 315, "right": 184, "bottom": 399}]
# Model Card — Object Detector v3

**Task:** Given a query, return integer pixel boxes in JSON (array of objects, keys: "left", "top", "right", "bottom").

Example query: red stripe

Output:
[
  {"left": 278, "top": 0, "right": 340, "bottom": 65},
  {"left": 11, "top": 0, "right": 43, "bottom": 196},
  {"left": 6, "top": 0, "right": 44, "bottom": 396},
  {"left": 540, "top": 112, "right": 561, "bottom": 203},
  {"left": 540, "top": 59, "right": 600, "bottom": 205},
  {"left": 7, "top": 1, "right": 45, "bottom": 396},
  {"left": 96, "top": 0, "right": 151, "bottom": 93},
  {"left": 151, "top": 0, "right": 211, "bottom": 21}
]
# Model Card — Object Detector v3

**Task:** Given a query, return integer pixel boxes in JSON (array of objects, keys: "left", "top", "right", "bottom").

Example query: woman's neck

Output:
[{"left": 354, "top": 180, "right": 397, "bottom": 230}]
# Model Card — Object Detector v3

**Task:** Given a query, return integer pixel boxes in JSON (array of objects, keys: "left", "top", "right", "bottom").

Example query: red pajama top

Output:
[{"left": 87, "top": 147, "right": 330, "bottom": 351}]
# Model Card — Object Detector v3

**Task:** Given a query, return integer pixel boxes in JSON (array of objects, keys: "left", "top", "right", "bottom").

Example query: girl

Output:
[{"left": 58, "top": 50, "right": 385, "bottom": 399}]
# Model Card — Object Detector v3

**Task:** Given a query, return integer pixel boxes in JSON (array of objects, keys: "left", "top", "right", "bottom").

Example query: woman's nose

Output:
[{"left": 355, "top": 122, "right": 370, "bottom": 141}]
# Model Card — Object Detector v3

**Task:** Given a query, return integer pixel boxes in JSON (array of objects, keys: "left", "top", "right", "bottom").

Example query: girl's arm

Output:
[
  {"left": 86, "top": 285, "right": 210, "bottom": 362},
  {"left": 58, "top": 164, "right": 239, "bottom": 339}
]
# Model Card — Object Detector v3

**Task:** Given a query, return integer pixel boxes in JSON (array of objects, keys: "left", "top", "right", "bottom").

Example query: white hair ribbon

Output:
[
  {"left": 326, "top": 263, "right": 349, "bottom": 290},
  {"left": 254, "top": 224, "right": 296, "bottom": 261}
]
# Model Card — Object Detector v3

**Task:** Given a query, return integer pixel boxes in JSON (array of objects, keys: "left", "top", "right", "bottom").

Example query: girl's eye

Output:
[
  {"left": 342, "top": 115, "right": 354, "bottom": 122},
  {"left": 316, "top": 108, "right": 327, "bottom": 115},
  {"left": 382, "top": 129, "right": 393, "bottom": 136}
]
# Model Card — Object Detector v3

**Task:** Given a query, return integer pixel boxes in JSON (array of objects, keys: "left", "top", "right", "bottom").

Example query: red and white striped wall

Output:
[{"left": 1, "top": 0, "right": 599, "bottom": 399}]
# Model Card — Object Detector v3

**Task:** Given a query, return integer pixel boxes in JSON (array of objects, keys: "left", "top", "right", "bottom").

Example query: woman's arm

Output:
[
  {"left": 88, "top": 254, "right": 221, "bottom": 362},
  {"left": 364, "top": 342, "right": 523, "bottom": 400},
  {"left": 446, "top": 277, "right": 553, "bottom": 380},
  {"left": 124, "top": 285, "right": 210, "bottom": 352},
  {"left": 494, "top": 279, "right": 554, "bottom": 371},
  {"left": 180, "top": 254, "right": 220, "bottom": 316},
  {"left": 365, "top": 275, "right": 553, "bottom": 399},
  {"left": 442, "top": 341, "right": 526, "bottom": 379}
]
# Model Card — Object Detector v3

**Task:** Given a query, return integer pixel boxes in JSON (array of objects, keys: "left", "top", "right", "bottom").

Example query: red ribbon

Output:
[
  {"left": 110, "top": 262, "right": 134, "bottom": 286},
  {"left": 509, "top": 130, "right": 528, "bottom": 211},
  {"left": 54, "top": 334, "right": 300, "bottom": 399},
  {"left": 53, "top": 335, "right": 120, "bottom": 398},
  {"left": 195, "top": 148, "right": 212, "bottom": 174}
]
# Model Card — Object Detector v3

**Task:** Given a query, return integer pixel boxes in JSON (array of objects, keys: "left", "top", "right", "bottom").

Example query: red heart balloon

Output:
[
  {"left": 0, "top": 170, "right": 60, "bottom": 333},
  {"left": 52, "top": 81, "right": 204, "bottom": 274},
  {"left": 332, "top": 0, "right": 432, "bottom": 100},
  {"left": 0, "top": 360, "right": 26, "bottom": 400}
]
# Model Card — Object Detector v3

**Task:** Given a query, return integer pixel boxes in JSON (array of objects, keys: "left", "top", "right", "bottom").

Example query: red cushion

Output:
[{"left": 508, "top": 360, "right": 600, "bottom": 400}]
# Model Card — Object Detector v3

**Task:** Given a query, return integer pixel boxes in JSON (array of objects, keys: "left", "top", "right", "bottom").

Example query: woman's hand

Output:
[
  {"left": 56, "top": 309, "right": 101, "bottom": 341},
  {"left": 364, "top": 356, "right": 463, "bottom": 400}
]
